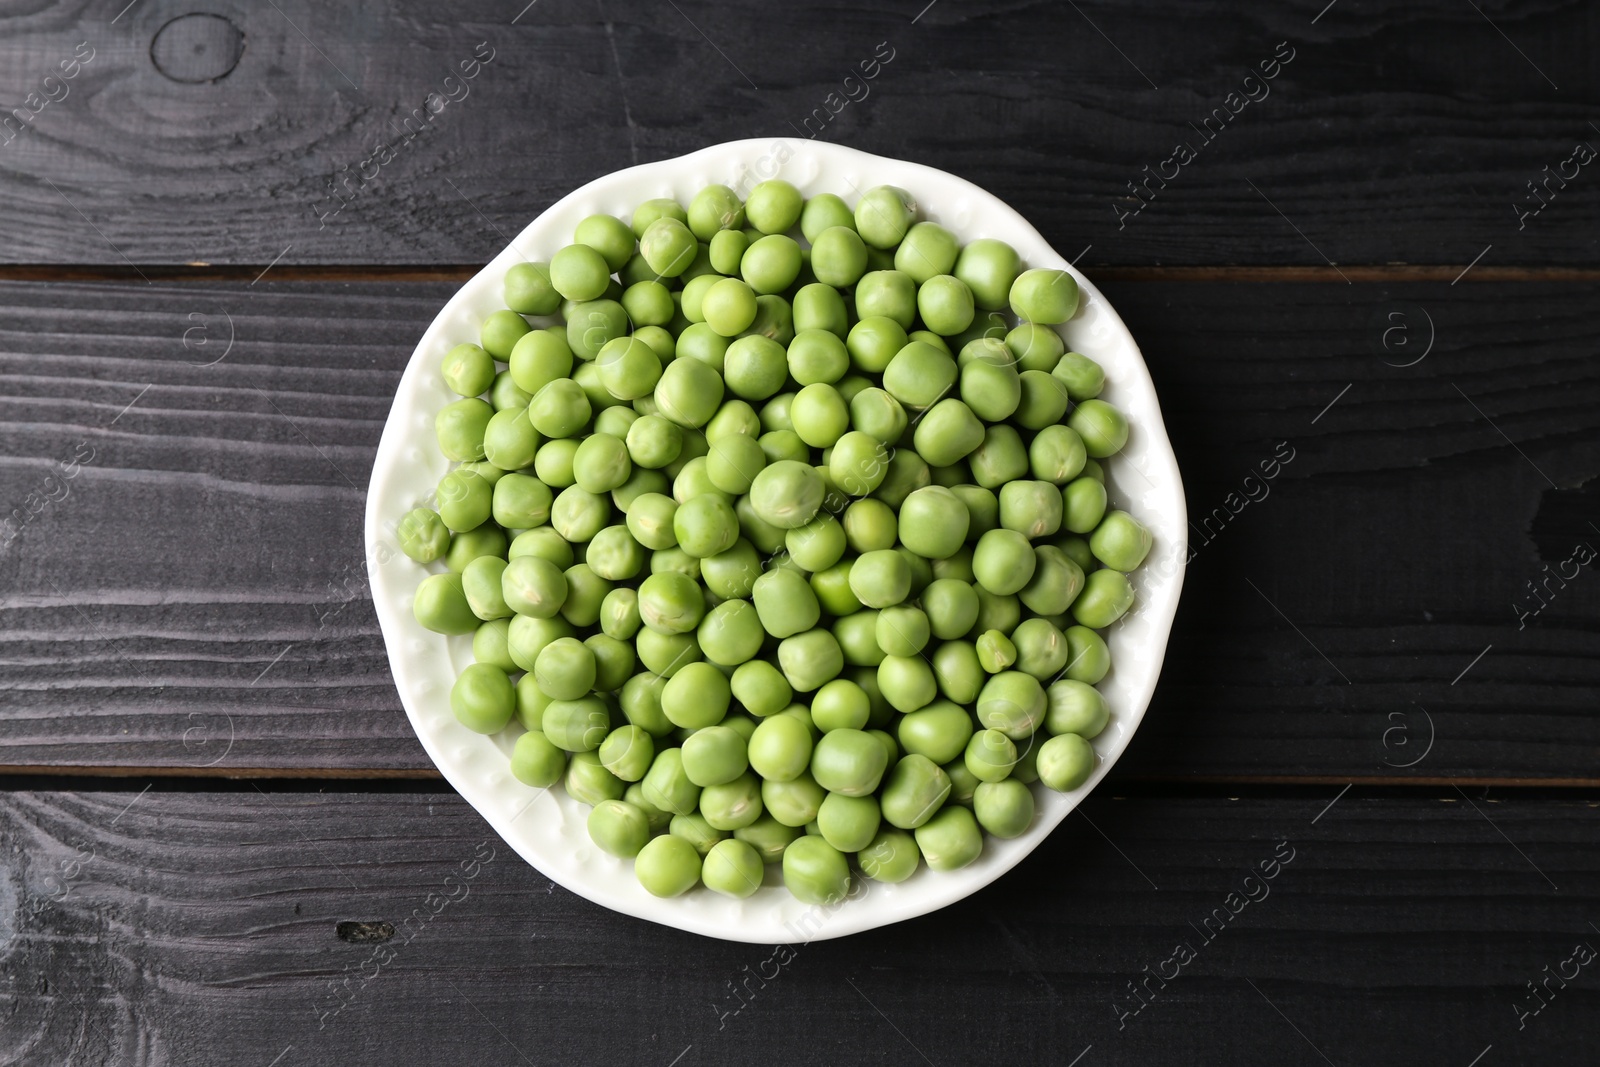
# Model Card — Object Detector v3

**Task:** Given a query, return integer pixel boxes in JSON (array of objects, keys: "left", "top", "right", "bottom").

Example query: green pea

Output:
[
  {"left": 1089, "top": 509, "right": 1153, "bottom": 573},
  {"left": 846, "top": 316, "right": 909, "bottom": 374},
  {"left": 1009, "top": 267, "right": 1079, "bottom": 324},
  {"left": 760, "top": 770, "right": 824, "bottom": 827},
  {"left": 548, "top": 242, "right": 610, "bottom": 302},
  {"left": 808, "top": 727, "right": 887, "bottom": 797},
  {"left": 882, "top": 341, "right": 957, "bottom": 411},
  {"left": 913, "top": 804, "right": 982, "bottom": 871},
  {"left": 833, "top": 610, "right": 884, "bottom": 668},
  {"left": 896, "top": 700, "right": 975, "bottom": 765},
  {"left": 859, "top": 828, "right": 921, "bottom": 882},
  {"left": 654, "top": 349, "right": 725, "bottom": 429},
  {"left": 802, "top": 226, "right": 865, "bottom": 290},
  {"left": 557, "top": 563, "right": 608, "bottom": 628},
  {"left": 1072, "top": 568, "right": 1136, "bottom": 629},
  {"left": 450, "top": 663, "right": 515, "bottom": 733},
  {"left": 698, "top": 598, "right": 764, "bottom": 667},
  {"left": 932, "top": 640, "right": 984, "bottom": 704},
  {"left": 632, "top": 197, "right": 687, "bottom": 237},
  {"left": 701, "top": 838, "right": 765, "bottom": 898},
  {"left": 1019, "top": 546, "right": 1084, "bottom": 618},
  {"left": 669, "top": 812, "right": 728, "bottom": 857},
  {"left": 746, "top": 567, "right": 817, "bottom": 639},
  {"left": 917, "top": 275, "right": 976, "bottom": 336},
  {"left": 1062, "top": 475, "right": 1108, "bottom": 535},
  {"left": 413, "top": 572, "right": 479, "bottom": 635},
  {"left": 849, "top": 549, "right": 911, "bottom": 608},
  {"left": 777, "top": 629, "right": 844, "bottom": 693},
  {"left": 738, "top": 179, "right": 798, "bottom": 235},
  {"left": 567, "top": 298, "right": 631, "bottom": 360},
  {"left": 638, "top": 216, "right": 698, "bottom": 278},
  {"left": 524, "top": 381, "right": 588, "bottom": 442},
  {"left": 949, "top": 486, "right": 999, "bottom": 543},
  {"left": 854, "top": 185, "right": 916, "bottom": 249},
  {"left": 672, "top": 456, "right": 725, "bottom": 505},
  {"left": 504, "top": 261, "right": 561, "bottom": 316},
  {"left": 776, "top": 836, "right": 847, "bottom": 904},
  {"left": 649, "top": 547, "right": 701, "bottom": 582},
  {"left": 811, "top": 559, "right": 863, "bottom": 616},
  {"left": 704, "top": 229, "right": 747, "bottom": 277},
  {"left": 472, "top": 619, "right": 516, "bottom": 672},
  {"left": 705, "top": 432, "right": 767, "bottom": 496},
  {"left": 497, "top": 555, "right": 564, "bottom": 620},
  {"left": 811, "top": 678, "right": 871, "bottom": 733},
  {"left": 533, "top": 636, "right": 595, "bottom": 702},
  {"left": 877, "top": 654, "right": 937, "bottom": 713},
  {"left": 973, "top": 779, "right": 1034, "bottom": 839},
  {"left": 957, "top": 359, "right": 1021, "bottom": 426},
  {"left": 510, "top": 730, "right": 566, "bottom": 787},
  {"left": 533, "top": 439, "right": 578, "bottom": 488},
  {"left": 634, "top": 833, "right": 702, "bottom": 897},
  {"left": 1010, "top": 737, "right": 1042, "bottom": 785},
  {"left": 871, "top": 448, "right": 931, "bottom": 509},
  {"left": 1006, "top": 322, "right": 1065, "bottom": 372},
  {"left": 998, "top": 480, "right": 1064, "bottom": 541},
  {"left": 480, "top": 309, "right": 531, "bottom": 360},
  {"left": 700, "top": 539, "right": 762, "bottom": 600},
  {"left": 676, "top": 724, "right": 746, "bottom": 788},
  {"left": 932, "top": 545, "right": 976, "bottom": 582},
  {"left": 397, "top": 508, "right": 450, "bottom": 564},
  {"left": 748, "top": 460, "right": 825, "bottom": 529},
  {"left": 1038, "top": 732, "right": 1096, "bottom": 792},
  {"left": 943, "top": 757, "right": 979, "bottom": 805},
  {"left": 641, "top": 748, "right": 702, "bottom": 816},
  {"left": 1011, "top": 617, "right": 1069, "bottom": 679},
  {"left": 973, "top": 586, "right": 1021, "bottom": 635},
  {"left": 885, "top": 222, "right": 954, "bottom": 285},
  {"left": 620, "top": 671, "right": 673, "bottom": 736},
  {"left": 688, "top": 184, "right": 745, "bottom": 240},
  {"left": 435, "top": 398, "right": 493, "bottom": 463},
  {"left": 568, "top": 434, "right": 629, "bottom": 495},
  {"left": 853, "top": 269, "right": 914, "bottom": 329},
  {"left": 587, "top": 632, "right": 637, "bottom": 691},
  {"left": 976, "top": 628, "right": 1016, "bottom": 673},
  {"left": 920, "top": 578, "right": 978, "bottom": 641},
  {"left": 839, "top": 499, "right": 893, "bottom": 553},
  {"left": 624, "top": 414, "right": 684, "bottom": 471},
  {"left": 741, "top": 234, "right": 802, "bottom": 294},
  {"left": 591, "top": 336, "right": 659, "bottom": 402},
  {"left": 1068, "top": 398, "right": 1130, "bottom": 458},
  {"left": 719, "top": 334, "right": 785, "bottom": 402},
  {"left": 965, "top": 728, "right": 1018, "bottom": 783},
  {"left": 745, "top": 293, "right": 794, "bottom": 346},
  {"left": 912, "top": 398, "right": 985, "bottom": 469},
  {"left": 892, "top": 486, "right": 968, "bottom": 561},
  {"left": 1014, "top": 370, "right": 1070, "bottom": 430},
  {"left": 745, "top": 715, "right": 811, "bottom": 789},
  {"left": 786, "top": 512, "right": 847, "bottom": 572},
  {"left": 972, "top": 528, "right": 1037, "bottom": 596},
  {"left": 702, "top": 772, "right": 765, "bottom": 832},
  {"left": 1052, "top": 351, "right": 1107, "bottom": 401},
  {"left": 593, "top": 724, "right": 652, "bottom": 783},
  {"left": 977, "top": 671, "right": 1047, "bottom": 740},
  {"left": 488, "top": 474, "right": 550, "bottom": 530},
  {"left": 441, "top": 342, "right": 494, "bottom": 398},
  {"left": 506, "top": 529, "right": 568, "bottom": 570},
  {"left": 879, "top": 754, "right": 951, "bottom": 829},
  {"left": 585, "top": 799, "right": 649, "bottom": 859},
  {"left": 731, "top": 659, "right": 792, "bottom": 719},
  {"left": 953, "top": 238, "right": 1020, "bottom": 311},
  {"left": 734, "top": 815, "right": 801, "bottom": 863},
  {"left": 460, "top": 555, "right": 510, "bottom": 621},
  {"left": 1046, "top": 680, "right": 1109, "bottom": 739},
  {"left": 875, "top": 606, "right": 930, "bottom": 658},
  {"left": 807, "top": 791, "right": 876, "bottom": 853},
  {"left": 435, "top": 469, "right": 490, "bottom": 533},
  {"left": 673, "top": 494, "right": 739, "bottom": 558},
  {"left": 843, "top": 390, "right": 903, "bottom": 449},
  {"left": 660, "top": 661, "right": 731, "bottom": 729},
  {"left": 507, "top": 614, "right": 574, "bottom": 672}
]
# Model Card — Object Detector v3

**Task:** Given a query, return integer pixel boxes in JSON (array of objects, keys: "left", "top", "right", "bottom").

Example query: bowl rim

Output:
[{"left": 365, "top": 137, "right": 1187, "bottom": 943}]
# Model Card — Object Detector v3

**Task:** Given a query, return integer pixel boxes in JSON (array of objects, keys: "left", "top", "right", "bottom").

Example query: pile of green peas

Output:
[{"left": 398, "top": 179, "right": 1153, "bottom": 906}]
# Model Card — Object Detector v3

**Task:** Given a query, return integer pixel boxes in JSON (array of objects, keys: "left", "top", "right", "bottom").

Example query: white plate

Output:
[{"left": 365, "top": 138, "right": 1186, "bottom": 943}]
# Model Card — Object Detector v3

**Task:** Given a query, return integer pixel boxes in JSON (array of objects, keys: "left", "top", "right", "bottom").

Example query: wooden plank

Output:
[
  {"left": 0, "top": 278, "right": 1595, "bottom": 778},
  {"left": 3, "top": 789, "right": 1595, "bottom": 1064},
  {"left": 0, "top": 0, "right": 1595, "bottom": 267}
]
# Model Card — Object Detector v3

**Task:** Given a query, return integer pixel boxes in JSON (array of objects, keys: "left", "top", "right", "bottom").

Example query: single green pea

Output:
[
  {"left": 584, "top": 632, "right": 636, "bottom": 693},
  {"left": 846, "top": 316, "right": 909, "bottom": 374},
  {"left": 671, "top": 812, "right": 730, "bottom": 857},
  {"left": 1006, "top": 322, "right": 1066, "bottom": 372},
  {"left": 489, "top": 474, "right": 551, "bottom": 531},
  {"left": 593, "top": 336, "right": 661, "bottom": 402},
  {"left": 698, "top": 598, "right": 765, "bottom": 667},
  {"left": 621, "top": 493, "right": 676, "bottom": 553},
  {"left": 934, "top": 639, "right": 979, "bottom": 703},
  {"left": 859, "top": 828, "right": 921, "bottom": 882},
  {"left": 1068, "top": 398, "right": 1131, "bottom": 458},
  {"left": 875, "top": 605, "right": 930, "bottom": 659},
  {"left": 748, "top": 712, "right": 814, "bottom": 784},
  {"left": 567, "top": 298, "right": 631, "bottom": 361},
  {"left": 699, "top": 539, "right": 762, "bottom": 599},
  {"left": 946, "top": 488, "right": 996, "bottom": 545},
  {"left": 882, "top": 341, "right": 957, "bottom": 411},
  {"left": 1011, "top": 617, "right": 1069, "bottom": 680},
  {"left": 533, "top": 438, "right": 579, "bottom": 488},
  {"left": 625, "top": 784, "right": 672, "bottom": 832},
  {"left": 792, "top": 282, "right": 850, "bottom": 339},
  {"left": 966, "top": 425, "right": 1027, "bottom": 490},
  {"left": 461, "top": 555, "right": 512, "bottom": 621},
  {"left": 854, "top": 185, "right": 917, "bottom": 249},
  {"left": 917, "top": 275, "right": 976, "bottom": 336},
  {"left": 680, "top": 724, "right": 749, "bottom": 787},
  {"left": 507, "top": 528, "right": 569, "bottom": 570},
  {"left": 640, "top": 747, "right": 702, "bottom": 816},
  {"left": 972, "top": 585, "right": 1021, "bottom": 636},
  {"left": 632, "top": 197, "right": 687, "bottom": 237},
  {"left": 533, "top": 637, "right": 596, "bottom": 702},
  {"left": 744, "top": 178, "right": 802, "bottom": 234},
  {"left": 730, "top": 659, "right": 792, "bottom": 718},
  {"left": 744, "top": 293, "right": 794, "bottom": 346},
  {"left": 525, "top": 380, "right": 589, "bottom": 441},
  {"left": 999, "top": 480, "right": 1064, "bottom": 541},
  {"left": 747, "top": 460, "right": 825, "bottom": 530},
  {"left": 596, "top": 587, "right": 641, "bottom": 642},
  {"left": 762, "top": 770, "right": 826, "bottom": 827},
  {"left": 448, "top": 662, "right": 516, "bottom": 734},
  {"left": 442, "top": 342, "right": 495, "bottom": 398},
  {"left": 854, "top": 269, "right": 915, "bottom": 329},
  {"left": 637, "top": 627, "right": 703, "bottom": 680},
  {"left": 847, "top": 550, "right": 909, "bottom": 610},
  {"left": 704, "top": 433, "right": 767, "bottom": 497},
  {"left": 965, "top": 728, "right": 1019, "bottom": 783},
  {"left": 1009, "top": 267, "right": 1080, "bottom": 324},
  {"left": 708, "top": 228, "right": 750, "bottom": 276},
  {"left": 972, "top": 528, "right": 1037, "bottom": 596},
  {"left": 650, "top": 546, "right": 702, "bottom": 581},
  {"left": 879, "top": 754, "right": 951, "bottom": 829},
  {"left": 434, "top": 397, "right": 493, "bottom": 463},
  {"left": 575, "top": 213, "right": 637, "bottom": 272},
  {"left": 673, "top": 494, "right": 740, "bottom": 559},
  {"left": 1014, "top": 369, "right": 1071, "bottom": 431},
  {"left": 805, "top": 226, "right": 866, "bottom": 289},
  {"left": 810, "top": 559, "right": 863, "bottom": 617},
  {"left": 784, "top": 332, "right": 847, "bottom": 391},
  {"left": 1010, "top": 737, "right": 1042, "bottom": 785},
  {"left": 837, "top": 499, "right": 892, "bottom": 553},
  {"left": 734, "top": 815, "right": 802, "bottom": 864},
  {"left": 625, "top": 414, "right": 685, "bottom": 470},
  {"left": 777, "top": 629, "right": 844, "bottom": 693},
  {"left": 397, "top": 508, "right": 451, "bottom": 564},
  {"left": 1046, "top": 679, "right": 1110, "bottom": 739},
  {"left": 976, "top": 628, "right": 1017, "bottom": 673},
  {"left": 811, "top": 678, "right": 871, "bottom": 733},
  {"left": 888, "top": 488, "right": 968, "bottom": 565},
  {"left": 700, "top": 277, "right": 757, "bottom": 337},
  {"left": 412, "top": 572, "right": 478, "bottom": 635},
  {"left": 781, "top": 836, "right": 851, "bottom": 905},
  {"left": 504, "top": 261, "right": 561, "bottom": 316},
  {"left": 784, "top": 383, "right": 845, "bottom": 449},
  {"left": 888, "top": 221, "right": 956, "bottom": 284},
  {"left": 550, "top": 243, "right": 612, "bottom": 302},
  {"left": 672, "top": 456, "right": 726, "bottom": 505},
  {"left": 799, "top": 193, "right": 854, "bottom": 240},
  {"left": 480, "top": 309, "right": 532, "bottom": 360},
  {"left": 786, "top": 513, "right": 846, "bottom": 573},
  {"left": 661, "top": 661, "right": 732, "bottom": 729},
  {"left": 701, "top": 838, "right": 765, "bottom": 898},
  {"left": 617, "top": 671, "right": 671, "bottom": 737},
  {"left": 571, "top": 433, "right": 632, "bottom": 495},
  {"left": 741, "top": 234, "right": 802, "bottom": 294},
  {"left": 514, "top": 673, "right": 551, "bottom": 732},
  {"left": 472, "top": 618, "right": 517, "bottom": 672},
  {"left": 842, "top": 390, "right": 903, "bottom": 450},
  {"left": 587, "top": 799, "right": 651, "bottom": 859},
  {"left": 492, "top": 372, "right": 536, "bottom": 416},
  {"left": 922, "top": 578, "right": 980, "bottom": 641},
  {"left": 1052, "top": 351, "right": 1107, "bottom": 401},
  {"left": 717, "top": 334, "right": 785, "bottom": 403},
  {"left": 510, "top": 730, "right": 567, "bottom": 788},
  {"left": 914, "top": 804, "right": 983, "bottom": 871},
  {"left": 748, "top": 567, "right": 819, "bottom": 639},
  {"left": 1062, "top": 475, "right": 1109, "bottom": 534},
  {"left": 809, "top": 792, "right": 877, "bottom": 853},
  {"left": 551, "top": 485, "right": 612, "bottom": 542},
  {"left": 913, "top": 398, "right": 986, "bottom": 469},
  {"left": 877, "top": 654, "right": 938, "bottom": 713},
  {"left": 1019, "top": 546, "right": 1085, "bottom": 618},
  {"left": 1029, "top": 425, "right": 1088, "bottom": 486},
  {"left": 896, "top": 700, "right": 975, "bottom": 765},
  {"left": 808, "top": 727, "right": 887, "bottom": 798},
  {"left": 1072, "top": 568, "right": 1136, "bottom": 629},
  {"left": 833, "top": 610, "right": 885, "bottom": 668},
  {"left": 977, "top": 670, "right": 1048, "bottom": 740},
  {"left": 958, "top": 358, "right": 1022, "bottom": 425},
  {"left": 943, "top": 757, "right": 979, "bottom": 806},
  {"left": 1038, "top": 732, "right": 1097, "bottom": 792},
  {"left": 635, "top": 571, "right": 704, "bottom": 639},
  {"left": 973, "top": 779, "right": 1034, "bottom": 839},
  {"left": 700, "top": 771, "right": 765, "bottom": 831},
  {"left": 435, "top": 469, "right": 492, "bottom": 533},
  {"left": 870, "top": 449, "right": 931, "bottom": 510},
  {"left": 706, "top": 401, "right": 761, "bottom": 446},
  {"left": 688, "top": 184, "right": 745, "bottom": 240},
  {"left": 953, "top": 238, "right": 1020, "bottom": 311},
  {"left": 506, "top": 614, "right": 574, "bottom": 672},
  {"left": 639, "top": 216, "right": 699, "bottom": 277},
  {"left": 1052, "top": 533, "right": 1095, "bottom": 574},
  {"left": 635, "top": 833, "right": 702, "bottom": 897},
  {"left": 612, "top": 466, "right": 669, "bottom": 512}
]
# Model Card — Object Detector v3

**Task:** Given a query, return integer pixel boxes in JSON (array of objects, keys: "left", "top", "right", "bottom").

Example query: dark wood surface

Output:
[
  {"left": 2, "top": 787, "right": 1595, "bottom": 1066},
  {"left": 1, "top": 0, "right": 1596, "bottom": 267},
  {"left": 2, "top": 1, "right": 1597, "bottom": 1062},
  {"left": 2, "top": 278, "right": 1594, "bottom": 780}
]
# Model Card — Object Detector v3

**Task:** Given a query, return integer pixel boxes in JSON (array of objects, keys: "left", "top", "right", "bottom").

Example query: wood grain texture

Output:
[
  {"left": 0, "top": 0, "right": 1595, "bottom": 266},
  {"left": 1, "top": 789, "right": 1595, "bottom": 1065},
  {"left": 1, "top": 278, "right": 1596, "bottom": 778}
]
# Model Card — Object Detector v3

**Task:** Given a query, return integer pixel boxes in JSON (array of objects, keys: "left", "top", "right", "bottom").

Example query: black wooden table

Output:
[{"left": 2, "top": 2, "right": 1596, "bottom": 1064}]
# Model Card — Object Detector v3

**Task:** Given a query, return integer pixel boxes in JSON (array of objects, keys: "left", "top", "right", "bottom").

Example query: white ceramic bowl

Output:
[{"left": 365, "top": 139, "right": 1186, "bottom": 943}]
